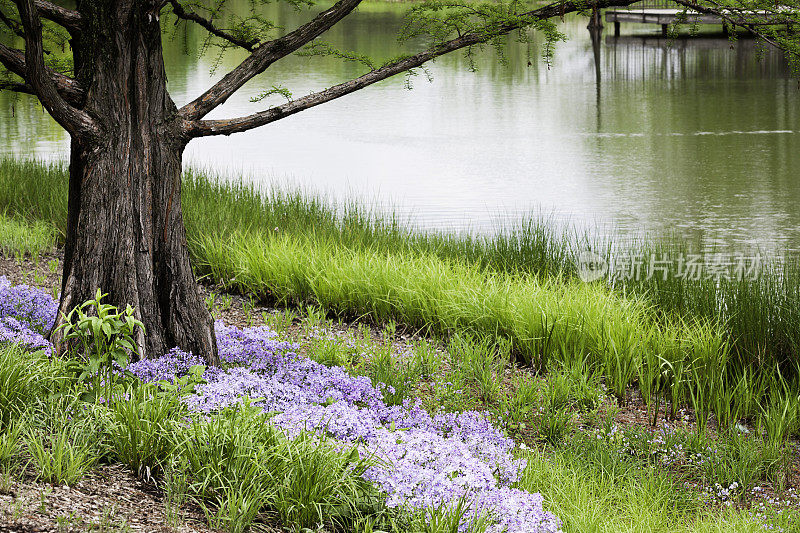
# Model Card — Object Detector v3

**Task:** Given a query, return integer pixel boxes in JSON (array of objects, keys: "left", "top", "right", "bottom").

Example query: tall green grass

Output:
[
  {"left": 517, "top": 443, "right": 798, "bottom": 533},
  {"left": 180, "top": 167, "right": 581, "bottom": 280},
  {"left": 1, "top": 158, "right": 800, "bottom": 386},
  {"left": 195, "top": 231, "right": 654, "bottom": 370},
  {"left": 0, "top": 158, "right": 67, "bottom": 234},
  {"left": 197, "top": 229, "right": 778, "bottom": 439},
  {"left": 0, "top": 211, "right": 56, "bottom": 260}
]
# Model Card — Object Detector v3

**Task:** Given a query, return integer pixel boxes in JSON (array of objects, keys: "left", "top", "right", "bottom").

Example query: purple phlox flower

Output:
[{"left": 0, "top": 276, "right": 58, "bottom": 334}]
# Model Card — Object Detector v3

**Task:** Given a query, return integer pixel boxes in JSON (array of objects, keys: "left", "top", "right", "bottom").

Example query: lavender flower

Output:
[
  {"left": 126, "top": 347, "right": 206, "bottom": 382},
  {"left": 0, "top": 276, "right": 58, "bottom": 333},
  {"left": 0, "top": 315, "right": 52, "bottom": 356},
  {"left": 180, "top": 323, "right": 561, "bottom": 532}
]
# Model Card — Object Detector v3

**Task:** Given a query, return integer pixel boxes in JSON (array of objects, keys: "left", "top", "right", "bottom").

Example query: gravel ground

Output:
[{"left": 0, "top": 464, "right": 213, "bottom": 532}]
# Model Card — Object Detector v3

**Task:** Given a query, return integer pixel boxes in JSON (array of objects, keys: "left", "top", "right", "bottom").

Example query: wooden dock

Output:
[{"left": 605, "top": 3, "right": 795, "bottom": 36}]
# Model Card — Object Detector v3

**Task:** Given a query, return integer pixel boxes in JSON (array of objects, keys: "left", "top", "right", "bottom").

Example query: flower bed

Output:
[{"left": 0, "top": 277, "right": 562, "bottom": 533}]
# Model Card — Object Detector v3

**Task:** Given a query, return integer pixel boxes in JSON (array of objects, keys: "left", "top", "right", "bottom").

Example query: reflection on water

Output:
[{"left": 0, "top": 4, "right": 798, "bottom": 253}]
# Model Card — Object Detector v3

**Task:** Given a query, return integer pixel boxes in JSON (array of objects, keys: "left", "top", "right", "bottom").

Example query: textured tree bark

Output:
[{"left": 49, "top": 0, "right": 218, "bottom": 364}]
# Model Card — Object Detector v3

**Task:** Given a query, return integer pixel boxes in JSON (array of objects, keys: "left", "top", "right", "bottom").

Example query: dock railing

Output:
[
  {"left": 606, "top": 0, "right": 797, "bottom": 37},
  {"left": 616, "top": 0, "right": 686, "bottom": 10}
]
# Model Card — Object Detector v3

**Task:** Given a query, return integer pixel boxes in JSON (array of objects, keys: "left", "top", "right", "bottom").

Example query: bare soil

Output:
[{"left": 0, "top": 464, "right": 212, "bottom": 532}]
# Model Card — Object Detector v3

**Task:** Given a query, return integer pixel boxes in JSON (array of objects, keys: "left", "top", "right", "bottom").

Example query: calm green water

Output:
[{"left": 1, "top": 3, "right": 798, "bottom": 252}]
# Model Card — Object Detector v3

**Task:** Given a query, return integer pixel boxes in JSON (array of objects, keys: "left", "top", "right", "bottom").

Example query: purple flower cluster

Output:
[
  {"left": 142, "top": 322, "right": 385, "bottom": 415},
  {"left": 0, "top": 276, "right": 56, "bottom": 355},
  {"left": 0, "top": 277, "right": 58, "bottom": 333},
  {"left": 272, "top": 399, "right": 561, "bottom": 532},
  {"left": 145, "top": 322, "right": 562, "bottom": 532},
  {"left": 126, "top": 347, "right": 207, "bottom": 382},
  {"left": 0, "top": 278, "right": 562, "bottom": 533},
  {"left": 0, "top": 315, "right": 52, "bottom": 356}
]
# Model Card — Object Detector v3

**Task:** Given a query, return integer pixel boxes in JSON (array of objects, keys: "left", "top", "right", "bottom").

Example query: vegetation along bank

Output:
[{"left": 0, "top": 157, "right": 799, "bottom": 531}]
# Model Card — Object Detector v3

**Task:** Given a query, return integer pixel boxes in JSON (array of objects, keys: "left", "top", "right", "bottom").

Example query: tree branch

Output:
[
  {"left": 0, "top": 44, "right": 29, "bottom": 82},
  {"left": 168, "top": 0, "right": 258, "bottom": 52},
  {"left": 34, "top": 0, "right": 82, "bottom": 33},
  {"left": 0, "top": 42, "right": 85, "bottom": 106},
  {"left": 14, "top": 0, "right": 95, "bottom": 135},
  {"left": 179, "top": 0, "right": 363, "bottom": 121},
  {"left": 185, "top": 0, "right": 640, "bottom": 137}
]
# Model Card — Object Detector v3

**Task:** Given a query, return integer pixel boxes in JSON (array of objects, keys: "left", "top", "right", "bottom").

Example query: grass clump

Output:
[
  {"left": 272, "top": 433, "right": 380, "bottom": 531},
  {"left": 368, "top": 344, "right": 420, "bottom": 406},
  {"left": 106, "top": 382, "right": 185, "bottom": 480},
  {"left": 171, "top": 401, "right": 386, "bottom": 532},
  {"left": 0, "top": 159, "right": 67, "bottom": 234},
  {"left": 0, "top": 211, "right": 55, "bottom": 261},
  {"left": 0, "top": 345, "right": 50, "bottom": 429},
  {"left": 25, "top": 420, "right": 100, "bottom": 486},
  {"left": 0, "top": 420, "right": 24, "bottom": 469}
]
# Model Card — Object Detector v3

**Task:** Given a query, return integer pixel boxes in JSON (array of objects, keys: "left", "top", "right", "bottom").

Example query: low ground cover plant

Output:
[{"left": 0, "top": 279, "right": 563, "bottom": 532}]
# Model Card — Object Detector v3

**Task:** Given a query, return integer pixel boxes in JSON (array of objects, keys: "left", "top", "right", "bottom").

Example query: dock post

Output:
[
  {"left": 614, "top": 20, "right": 620, "bottom": 36},
  {"left": 661, "top": 23, "right": 668, "bottom": 37}
]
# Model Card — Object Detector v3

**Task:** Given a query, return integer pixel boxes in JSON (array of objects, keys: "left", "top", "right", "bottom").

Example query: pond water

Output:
[{"left": 1, "top": 2, "right": 798, "bottom": 252}]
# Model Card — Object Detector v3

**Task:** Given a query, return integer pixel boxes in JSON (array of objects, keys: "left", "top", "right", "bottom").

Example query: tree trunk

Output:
[{"left": 50, "top": 1, "right": 218, "bottom": 364}]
